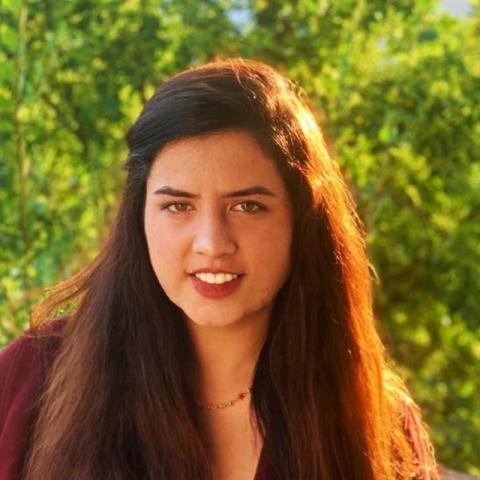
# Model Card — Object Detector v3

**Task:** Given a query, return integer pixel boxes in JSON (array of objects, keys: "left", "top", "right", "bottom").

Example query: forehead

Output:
[{"left": 147, "top": 130, "right": 283, "bottom": 189}]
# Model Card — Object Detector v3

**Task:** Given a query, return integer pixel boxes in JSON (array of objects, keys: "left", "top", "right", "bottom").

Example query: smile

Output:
[
  {"left": 190, "top": 273, "right": 244, "bottom": 299},
  {"left": 193, "top": 272, "right": 239, "bottom": 284}
]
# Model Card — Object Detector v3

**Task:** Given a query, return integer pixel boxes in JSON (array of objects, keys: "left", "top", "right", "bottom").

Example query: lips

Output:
[{"left": 189, "top": 273, "right": 244, "bottom": 299}]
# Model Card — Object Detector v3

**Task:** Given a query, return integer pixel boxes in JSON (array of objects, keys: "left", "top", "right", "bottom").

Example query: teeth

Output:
[{"left": 194, "top": 272, "right": 239, "bottom": 284}]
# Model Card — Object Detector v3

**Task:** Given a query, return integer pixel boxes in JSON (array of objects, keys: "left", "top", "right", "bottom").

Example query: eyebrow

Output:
[{"left": 153, "top": 185, "right": 276, "bottom": 198}]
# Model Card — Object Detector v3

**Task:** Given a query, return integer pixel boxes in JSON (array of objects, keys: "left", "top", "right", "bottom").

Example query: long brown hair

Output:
[{"left": 25, "top": 58, "right": 437, "bottom": 479}]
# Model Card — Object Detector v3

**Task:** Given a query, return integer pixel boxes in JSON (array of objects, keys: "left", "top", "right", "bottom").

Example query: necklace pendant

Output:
[{"left": 196, "top": 387, "right": 252, "bottom": 410}]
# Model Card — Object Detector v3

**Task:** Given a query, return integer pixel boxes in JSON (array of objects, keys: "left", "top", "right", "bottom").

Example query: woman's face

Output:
[{"left": 144, "top": 130, "right": 293, "bottom": 329}]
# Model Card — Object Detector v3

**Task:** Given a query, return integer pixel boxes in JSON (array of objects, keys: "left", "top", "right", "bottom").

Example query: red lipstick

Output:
[{"left": 189, "top": 273, "right": 244, "bottom": 299}]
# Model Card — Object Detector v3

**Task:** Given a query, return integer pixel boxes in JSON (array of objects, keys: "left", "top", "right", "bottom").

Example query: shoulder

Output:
[
  {"left": 0, "top": 318, "right": 66, "bottom": 404},
  {"left": 0, "top": 332, "right": 40, "bottom": 417},
  {"left": 0, "top": 317, "right": 67, "bottom": 478},
  {"left": 397, "top": 390, "right": 439, "bottom": 480},
  {"left": 0, "top": 317, "right": 67, "bottom": 429}
]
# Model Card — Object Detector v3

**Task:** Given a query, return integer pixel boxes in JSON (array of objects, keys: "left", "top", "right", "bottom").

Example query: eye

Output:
[
  {"left": 161, "top": 202, "right": 192, "bottom": 213},
  {"left": 232, "top": 201, "right": 265, "bottom": 214}
]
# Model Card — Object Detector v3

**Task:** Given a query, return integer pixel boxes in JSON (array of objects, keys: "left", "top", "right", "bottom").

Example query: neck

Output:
[{"left": 185, "top": 313, "right": 269, "bottom": 405}]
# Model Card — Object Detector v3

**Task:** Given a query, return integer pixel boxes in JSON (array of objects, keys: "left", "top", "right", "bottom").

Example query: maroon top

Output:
[
  {"left": 0, "top": 321, "right": 437, "bottom": 480},
  {"left": 0, "top": 327, "right": 44, "bottom": 479}
]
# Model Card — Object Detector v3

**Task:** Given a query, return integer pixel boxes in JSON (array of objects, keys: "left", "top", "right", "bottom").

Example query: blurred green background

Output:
[{"left": 0, "top": 0, "right": 479, "bottom": 475}]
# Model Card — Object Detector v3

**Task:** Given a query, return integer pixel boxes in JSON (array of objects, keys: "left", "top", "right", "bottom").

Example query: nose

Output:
[{"left": 192, "top": 211, "right": 237, "bottom": 258}]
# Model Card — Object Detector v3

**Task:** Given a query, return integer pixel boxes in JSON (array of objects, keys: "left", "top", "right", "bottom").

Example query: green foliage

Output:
[{"left": 0, "top": 0, "right": 478, "bottom": 474}]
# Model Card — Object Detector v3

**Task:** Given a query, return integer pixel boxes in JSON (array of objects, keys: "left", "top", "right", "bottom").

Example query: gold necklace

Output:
[{"left": 195, "top": 387, "right": 252, "bottom": 410}]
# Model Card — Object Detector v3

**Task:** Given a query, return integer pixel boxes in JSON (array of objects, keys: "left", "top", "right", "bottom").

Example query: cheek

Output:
[
  {"left": 246, "top": 221, "right": 292, "bottom": 283},
  {"left": 144, "top": 214, "right": 183, "bottom": 272}
]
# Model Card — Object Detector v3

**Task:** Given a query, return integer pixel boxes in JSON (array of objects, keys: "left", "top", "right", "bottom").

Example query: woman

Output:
[{"left": 0, "top": 58, "right": 438, "bottom": 479}]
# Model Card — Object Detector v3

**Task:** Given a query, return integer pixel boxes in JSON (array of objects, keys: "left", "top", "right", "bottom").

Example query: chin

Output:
[
  {"left": 186, "top": 314, "right": 242, "bottom": 329},
  {"left": 181, "top": 305, "right": 246, "bottom": 329}
]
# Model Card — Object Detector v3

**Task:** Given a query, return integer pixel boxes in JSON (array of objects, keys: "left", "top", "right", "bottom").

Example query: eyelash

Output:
[{"left": 161, "top": 201, "right": 266, "bottom": 214}]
